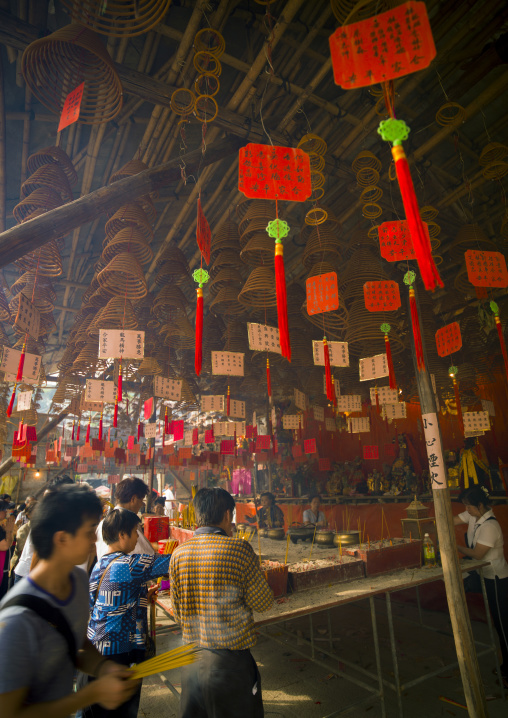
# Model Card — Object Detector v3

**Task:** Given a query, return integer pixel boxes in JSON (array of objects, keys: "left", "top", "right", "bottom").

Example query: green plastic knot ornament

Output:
[
  {"left": 403, "top": 270, "right": 416, "bottom": 286},
  {"left": 266, "top": 218, "right": 290, "bottom": 241},
  {"left": 448, "top": 365, "right": 458, "bottom": 378},
  {"left": 490, "top": 300, "right": 499, "bottom": 315},
  {"left": 377, "top": 118, "right": 410, "bottom": 144},
  {"left": 192, "top": 268, "right": 209, "bottom": 287},
  {"left": 380, "top": 323, "right": 391, "bottom": 334}
]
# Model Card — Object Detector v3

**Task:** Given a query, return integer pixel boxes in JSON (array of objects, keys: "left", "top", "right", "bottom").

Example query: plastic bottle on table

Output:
[{"left": 423, "top": 533, "right": 436, "bottom": 567}]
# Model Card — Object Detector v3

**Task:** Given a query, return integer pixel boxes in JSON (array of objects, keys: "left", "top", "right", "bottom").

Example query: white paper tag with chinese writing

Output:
[
  {"left": 154, "top": 376, "right": 182, "bottom": 401},
  {"left": 313, "top": 341, "right": 349, "bottom": 367},
  {"left": 144, "top": 423, "right": 157, "bottom": 439},
  {"left": 322, "top": 376, "right": 340, "bottom": 396},
  {"left": 337, "top": 395, "right": 362, "bottom": 413},
  {"left": 348, "top": 416, "right": 370, "bottom": 433},
  {"left": 481, "top": 399, "right": 495, "bottom": 417},
  {"left": 98, "top": 329, "right": 145, "bottom": 360},
  {"left": 464, "top": 429, "right": 485, "bottom": 438},
  {"left": 294, "top": 388, "right": 307, "bottom": 411},
  {"left": 369, "top": 386, "right": 398, "bottom": 405},
  {"left": 325, "top": 418, "right": 336, "bottom": 431},
  {"left": 17, "top": 390, "right": 32, "bottom": 412},
  {"left": 247, "top": 323, "right": 281, "bottom": 354},
  {"left": 312, "top": 405, "right": 325, "bottom": 422},
  {"left": 201, "top": 395, "right": 225, "bottom": 413},
  {"left": 229, "top": 399, "right": 246, "bottom": 419},
  {"left": 463, "top": 411, "right": 490, "bottom": 433},
  {"left": 211, "top": 351, "right": 244, "bottom": 376},
  {"left": 422, "top": 413, "right": 447, "bottom": 490},
  {"left": 359, "top": 353, "right": 388, "bottom": 381},
  {"left": 1, "top": 346, "right": 41, "bottom": 383},
  {"left": 214, "top": 421, "right": 244, "bottom": 436},
  {"left": 283, "top": 414, "right": 301, "bottom": 430},
  {"left": 184, "top": 430, "right": 193, "bottom": 445},
  {"left": 15, "top": 293, "right": 40, "bottom": 340},
  {"left": 85, "top": 379, "right": 116, "bottom": 404},
  {"left": 384, "top": 402, "right": 407, "bottom": 419}
]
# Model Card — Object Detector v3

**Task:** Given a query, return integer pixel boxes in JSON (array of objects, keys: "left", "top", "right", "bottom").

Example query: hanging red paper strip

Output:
[
  {"left": 57, "top": 82, "right": 85, "bottom": 132},
  {"left": 144, "top": 398, "right": 154, "bottom": 420},
  {"left": 329, "top": 2, "right": 436, "bottom": 90},
  {"left": 169, "top": 420, "right": 184, "bottom": 442},
  {"left": 196, "top": 198, "right": 211, "bottom": 265},
  {"left": 220, "top": 439, "right": 235, "bottom": 455},
  {"left": 363, "top": 281, "right": 401, "bottom": 311},
  {"left": 306, "top": 272, "right": 339, "bottom": 315},
  {"left": 238, "top": 144, "right": 311, "bottom": 202},
  {"left": 465, "top": 250, "right": 508, "bottom": 288},
  {"left": 378, "top": 220, "right": 422, "bottom": 261},
  {"left": 363, "top": 445, "right": 379, "bottom": 460},
  {"left": 204, "top": 429, "right": 214, "bottom": 443},
  {"left": 255, "top": 435, "right": 271, "bottom": 451},
  {"left": 436, "top": 322, "right": 462, "bottom": 357},
  {"left": 192, "top": 428, "right": 199, "bottom": 445},
  {"left": 304, "top": 438, "right": 317, "bottom": 454}
]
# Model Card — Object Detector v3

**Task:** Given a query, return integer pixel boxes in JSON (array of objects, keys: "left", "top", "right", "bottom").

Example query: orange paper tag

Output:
[
  {"left": 58, "top": 82, "right": 85, "bottom": 132},
  {"left": 306, "top": 272, "right": 339, "bottom": 315},
  {"left": 364, "top": 280, "right": 401, "bottom": 311},
  {"left": 238, "top": 144, "right": 311, "bottom": 202},
  {"left": 465, "top": 250, "right": 508, "bottom": 288},
  {"left": 436, "top": 322, "right": 462, "bottom": 357}
]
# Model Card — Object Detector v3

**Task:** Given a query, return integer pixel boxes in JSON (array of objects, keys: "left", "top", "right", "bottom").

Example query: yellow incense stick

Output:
[
  {"left": 284, "top": 532, "right": 290, "bottom": 564},
  {"left": 129, "top": 644, "right": 198, "bottom": 679}
]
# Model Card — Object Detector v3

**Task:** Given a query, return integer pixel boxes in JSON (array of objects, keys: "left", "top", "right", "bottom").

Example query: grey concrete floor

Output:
[{"left": 139, "top": 598, "right": 506, "bottom": 718}]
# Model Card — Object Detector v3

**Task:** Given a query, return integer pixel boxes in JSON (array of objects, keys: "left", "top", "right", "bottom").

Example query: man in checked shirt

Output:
[{"left": 170, "top": 487, "right": 273, "bottom": 717}]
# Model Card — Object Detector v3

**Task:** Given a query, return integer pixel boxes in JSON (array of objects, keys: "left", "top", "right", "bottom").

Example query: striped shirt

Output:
[
  {"left": 88, "top": 551, "right": 170, "bottom": 655},
  {"left": 170, "top": 532, "right": 273, "bottom": 650}
]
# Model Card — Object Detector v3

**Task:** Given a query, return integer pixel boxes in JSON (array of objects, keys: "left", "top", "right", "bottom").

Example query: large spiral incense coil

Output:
[
  {"left": 161, "top": 318, "right": 195, "bottom": 349},
  {"left": 109, "top": 160, "right": 157, "bottom": 222},
  {"left": 194, "top": 95, "right": 218, "bottom": 123},
  {"left": 193, "top": 51, "right": 222, "bottom": 77},
  {"left": 340, "top": 248, "right": 389, "bottom": 305},
  {"left": 170, "top": 88, "right": 196, "bottom": 117},
  {"left": 210, "top": 286, "right": 247, "bottom": 315},
  {"left": 10, "top": 275, "right": 56, "bottom": 314},
  {"left": 449, "top": 224, "right": 496, "bottom": 263},
  {"left": 72, "top": 343, "right": 107, "bottom": 376},
  {"left": 152, "top": 286, "right": 189, "bottom": 319},
  {"left": 13, "top": 187, "right": 63, "bottom": 223},
  {"left": 298, "top": 133, "right": 327, "bottom": 211},
  {"left": 155, "top": 246, "right": 191, "bottom": 286},
  {"left": 15, "top": 240, "right": 63, "bottom": 277},
  {"left": 21, "top": 24, "right": 122, "bottom": 125},
  {"left": 105, "top": 203, "right": 153, "bottom": 243},
  {"left": 352, "top": 150, "right": 382, "bottom": 175},
  {"left": 27, "top": 146, "right": 78, "bottom": 185},
  {"left": 194, "top": 28, "right": 225, "bottom": 57},
  {"left": 301, "top": 225, "right": 343, "bottom": 269},
  {"left": 211, "top": 219, "right": 240, "bottom": 260},
  {"left": 238, "top": 267, "right": 277, "bottom": 308},
  {"left": 435, "top": 102, "right": 466, "bottom": 127},
  {"left": 61, "top": 0, "right": 171, "bottom": 38},
  {"left": 97, "top": 252, "right": 148, "bottom": 300},
  {"left": 240, "top": 233, "right": 275, "bottom": 267},
  {"left": 208, "top": 268, "right": 243, "bottom": 298},
  {"left": 39, "top": 312, "right": 57, "bottom": 338},
  {"left": 136, "top": 357, "right": 163, "bottom": 377},
  {"left": 345, "top": 300, "right": 404, "bottom": 356},
  {"left": 102, "top": 227, "right": 153, "bottom": 265},
  {"left": 87, "top": 297, "right": 138, "bottom": 336},
  {"left": 21, "top": 165, "right": 74, "bottom": 202},
  {"left": 210, "top": 249, "right": 244, "bottom": 278},
  {"left": 479, "top": 142, "right": 508, "bottom": 179},
  {"left": 0, "top": 287, "right": 11, "bottom": 322}
]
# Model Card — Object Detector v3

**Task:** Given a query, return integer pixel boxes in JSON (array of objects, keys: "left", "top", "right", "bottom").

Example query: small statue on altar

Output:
[
  {"left": 403, "top": 465, "right": 418, "bottom": 494},
  {"left": 367, "top": 472, "right": 375, "bottom": 493},
  {"left": 458, "top": 437, "right": 492, "bottom": 492},
  {"left": 372, "top": 468, "right": 382, "bottom": 494},
  {"left": 327, "top": 463, "right": 344, "bottom": 495}
]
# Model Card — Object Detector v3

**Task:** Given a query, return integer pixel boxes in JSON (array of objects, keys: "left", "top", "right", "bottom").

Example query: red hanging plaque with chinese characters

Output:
[
  {"left": 436, "top": 322, "right": 462, "bottom": 357},
  {"left": 465, "top": 250, "right": 508, "bottom": 288},
  {"left": 329, "top": 2, "right": 436, "bottom": 90},
  {"left": 204, "top": 429, "right": 214, "bottom": 443},
  {"left": 57, "top": 82, "right": 85, "bottom": 132},
  {"left": 306, "top": 272, "right": 339, "bottom": 315},
  {"left": 304, "top": 438, "right": 317, "bottom": 454},
  {"left": 255, "top": 435, "right": 271, "bottom": 451},
  {"left": 196, "top": 197, "right": 211, "bottom": 265},
  {"left": 378, "top": 220, "right": 431, "bottom": 262},
  {"left": 363, "top": 445, "right": 379, "bottom": 460},
  {"left": 364, "top": 281, "right": 401, "bottom": 312},
  {"left": 220, "top": 439, "right": 235, "bottom": 455},
  {"left": 238, "top": 144, "right": 311, "bottom": 202}
]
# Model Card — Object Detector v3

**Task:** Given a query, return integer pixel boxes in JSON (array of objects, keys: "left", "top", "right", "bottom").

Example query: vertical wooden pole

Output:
[
  {"left": 147, "top": 401, "right": 156, "bottom": 513},
  {"left": 408, "top": 288, "right": 487, "bottom": 718}
]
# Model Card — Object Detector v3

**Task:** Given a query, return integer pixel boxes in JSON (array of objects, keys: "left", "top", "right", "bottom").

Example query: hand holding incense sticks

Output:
[{"left": 129, "top": 644, "right": 198, "bottom": 680}]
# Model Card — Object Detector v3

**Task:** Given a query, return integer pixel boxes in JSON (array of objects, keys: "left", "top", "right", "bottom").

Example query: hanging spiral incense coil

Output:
[
  {"left": 301, "top": 226, "right": 343, "bottom": 269},
  {"left": 13, "top": 187, "right": 63, "bottom": 223},
  {"left": 72, "top": 343, "right": 107, "bottom": 376},
  {"left": 155, "top": 248, "right": 191, "bottom": 286},
  {"left": 194, "top": 28, "right": 225, "bottom": 57},
  {"left": 362, "top": 203, "right": 382, "bottom": 219},
  {"left": 479, "top": 140, "right": 508, "bottom": 179},
  {"left": 109, "top": 160, "right": 157, "bottom": 222},
  {"left": 304, "top": 207, "right": 328, "bottom": 226},
  {"left": 60, "top": 0, "right": 171, "bottom": 38},
  {"left": 356, "top": 166, "right": 380, "bottom": 187},
  {"left": 105, "top": 203, "right": 153, "bottom": 243},
  {"left": 211, "top": 218, "right": 240, "bottom": 258},
  {"left": 194, "top": 51, "right": 222, "bottom": 76},
  {"left": 238, "top": 267, "right": 277, "bottom": 308},
  {"left": 352, "top": 150, "right": 382, "bottom": 174},
  {"left": 0, "top": 287, "right": 10, "bottom": 322},
  {"left": 210, "top": 249, "right": 244, "bottom": 277},
  {"left": 240, "top": 233, "right": 275, "bottom": 267},
  {"left": 87, "top": 297, "right": 139, "bottom": 336},
  {"left": 97, "top": 252, "right": 148, "bottom": 300},
  {"left": 38, "top": 312, "right": 57, "bottom": 338},
  {"left": 449, "top": 224, "right": 495, "bottom": 262},
  {"left": 102, "top": 227, "right": 154, "bottom": 265},
  {"left": 136, "top": 357, "right": 163, "bottom": 377},
  {"left": 22, "top": 24, "right": 122, "bottom": 125},
  {"left": 482, "top": 161, "right": 508, "bottom": 180},
  {"left": 194, "top": 95, "right": 218, "bottom": 123},
  {"left": 10, "top": 277, "right": 56, "bottom": 314},
  {"left": 27, "top": 146, "right": 78, "bottom": 185},
  {"left": 194, "top": 72, "right": 220, "bottom": 97},
  {"left": 345, "top": 300, "right": 404, "bottom": 356},
  {"left": 208, "top": 268, "right": 243, "bottom": 297},
  {"left": 21, "top": 165, "right": 74, "bottom": 202},
  {"left": 15, "top": 239, "right": 63, "bottom": 277},
  {"left": 298, "top": 133, "right": 327, "bottom": 212},
  {"left": 419, "top": 205, "right": 439, "bottom": 221},
  {"left": 152, "top": 286, "right": 189, "bottom": 319},
  {"left": 209, "top": 286, "right": 247, "bottom": 315},
  {"left": 435, "top": 102, "right": 466, "bottom": 127},
  {"left": 367, "top": 225, "right": 380, "bottom": 240},
  {"left": 170, "top": 88, "right": 196, "bottom": 116}
]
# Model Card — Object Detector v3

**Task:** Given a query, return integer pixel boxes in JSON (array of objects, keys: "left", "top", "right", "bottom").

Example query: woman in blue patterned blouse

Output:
[{"left": 80, "top": 509, "right": 171, "bottom": 718}]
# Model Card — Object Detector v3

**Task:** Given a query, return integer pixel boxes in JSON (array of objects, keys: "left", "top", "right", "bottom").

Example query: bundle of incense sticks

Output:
[
  {"left": 163, "top": 539, "right": 178, "bottom": 555},
  {"left": 236, "top": 527, "right": 255, "bottom": 541},
  {"left": 129, "top": 644, "right": 198, "bottom": 680}
]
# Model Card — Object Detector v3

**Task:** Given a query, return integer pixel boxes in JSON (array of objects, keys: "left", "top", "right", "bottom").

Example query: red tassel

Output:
[
  {"left": 266, "top": 357, "right": 272, "bottom": 399},
  {"left": 495, "top": 315, "right": 508, "bottom": 384},
  {"left": 113, "top": 401, "right": 118, "bottom": 428},
  {"left": 165, "top": 407, "right": 169, "bottom": 435},
  {"left": 98, "top": 415, "right": 103, "bottom": 441},
  {"left": 234, "top": 427, "right": 237, "bottom": 457},
  {"left": 384, "top": 334, "right": 396, "bottom": 389},
  {"left": 227, "top": 387, "right": 230, "bottom": 417},
  {"left": 409, "top": 288, "right": 425, "bottom": 371},
  {"left": 77, "top": 423, "right": 81, "bottom": 441},
  {"left": 392, "top": 145, "right": 443, "bottom": 291},
  {"left": 274, "top": 242, "right": 291, "bottom": 361},
  {"left": 195, "top": 287, "right": 203, "bottom": 376},
  {"left": 6, "top": 389, "right": 16, "bottom": 418},
  {"left": 117, "top": 364, "right": 123, "bottom": 403},
  {"left": 71, "top": 421, "right": 75, "bottom": 440},
  {"left": 126, "top": 396, "right": 129, "bottom": 414},
  {"left": 16, "top": 350, "right": 26, "bottom": 382},
  {"left": 86, "top": 422, "right": 91, "bottom": 444},
  {"left": 323, "top": 338, "right": 334, "bottom": 403},
  {"left": 138, "top": 422, "right": 142, "bottom": 441},
  {"left": 298, "top": 417, "right": 302, "bottom": 443},
  {"left": 453, "top": 378, "right": 464, "bottom": 435}
]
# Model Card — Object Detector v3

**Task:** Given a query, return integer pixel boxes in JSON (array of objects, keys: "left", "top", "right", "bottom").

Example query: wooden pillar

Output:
[{"left": 408, "top": 288, "right": 487, "bottom": 718}]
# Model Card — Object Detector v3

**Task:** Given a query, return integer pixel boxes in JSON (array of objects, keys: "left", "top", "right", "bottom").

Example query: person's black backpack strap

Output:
[{"left": 1, "top": 595, "right": 77, "bottom": 665}]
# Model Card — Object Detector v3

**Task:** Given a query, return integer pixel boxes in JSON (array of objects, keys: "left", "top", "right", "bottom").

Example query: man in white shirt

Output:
[
  {"left": 163, "top": 484, "right": 176, "bottom": 518},
  {"left": 96, "top": 477, "right": 153, "bottom": 560}
]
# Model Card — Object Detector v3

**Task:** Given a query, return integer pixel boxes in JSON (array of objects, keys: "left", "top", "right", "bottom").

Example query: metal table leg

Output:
[
  {"left": 479, "top": 568, "right": 506, "bottom": 700},
  {"left": 370, "top": 596, "right": 386, "bottom": 718},
  {"left": 386, "top": 592, "right": 404, "bottom": 718}
]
